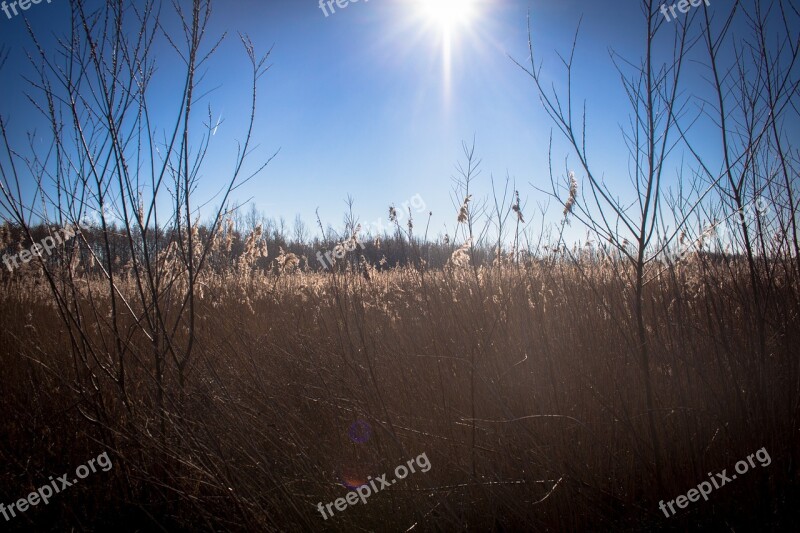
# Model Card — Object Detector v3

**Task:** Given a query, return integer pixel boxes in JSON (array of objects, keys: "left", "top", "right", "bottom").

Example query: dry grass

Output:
[{"left": 0, "top": 247, "right": 797, "bottom": 531}]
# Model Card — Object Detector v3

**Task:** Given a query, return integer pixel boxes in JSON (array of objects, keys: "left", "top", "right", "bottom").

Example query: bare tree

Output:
[
  {"left": 0, "top": 3, "right": 275, "bottom": 525},
  {"left": 293, "top": 213, "right": 308, "bottom": 245},
  {"left": 514, "top": 1, "right": 702, "bottom": 490}
]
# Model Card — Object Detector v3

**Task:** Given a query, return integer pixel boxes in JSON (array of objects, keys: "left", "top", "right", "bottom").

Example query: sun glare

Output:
[
  {"left": 417, "top": 0, "right": 476, "bottom": 32},
  {"left": 403, "top": 0, "right": 483, "bottom": 109}
]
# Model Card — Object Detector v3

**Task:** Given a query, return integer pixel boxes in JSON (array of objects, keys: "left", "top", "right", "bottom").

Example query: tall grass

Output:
[{"left": 0, "top": 240, "right": 797, "bottom": 530}]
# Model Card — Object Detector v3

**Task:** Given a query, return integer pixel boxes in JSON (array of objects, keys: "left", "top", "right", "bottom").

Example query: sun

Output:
[
  {"left": 403, "top": 0, "right": 483, "bottom": 108},
  {"left": 416, "top": 0, "right": 476, "bottom": 32}
]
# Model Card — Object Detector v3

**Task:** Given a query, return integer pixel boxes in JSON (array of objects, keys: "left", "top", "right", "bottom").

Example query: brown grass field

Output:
[{"left": 1, "top": 236, "right": 798, "bottom": 530}]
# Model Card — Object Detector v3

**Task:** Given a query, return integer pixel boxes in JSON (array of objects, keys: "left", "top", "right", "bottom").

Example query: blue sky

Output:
[{"left": 0, "top": 0, "right": 785, "bottom": 244}]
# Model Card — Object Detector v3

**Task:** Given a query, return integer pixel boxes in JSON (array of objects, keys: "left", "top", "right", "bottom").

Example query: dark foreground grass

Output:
[{"left": 0, "top": 257, "right": 798, "bottom": 531}]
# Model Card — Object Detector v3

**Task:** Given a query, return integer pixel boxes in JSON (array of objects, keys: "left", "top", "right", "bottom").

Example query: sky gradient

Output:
[{"left": 0, "top": 0, "right": 789, "bottom": 243}]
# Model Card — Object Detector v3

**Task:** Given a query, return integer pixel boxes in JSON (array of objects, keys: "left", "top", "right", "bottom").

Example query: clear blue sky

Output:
[{"left": 0, "top": 0, "right": 782, "bottom": 243}]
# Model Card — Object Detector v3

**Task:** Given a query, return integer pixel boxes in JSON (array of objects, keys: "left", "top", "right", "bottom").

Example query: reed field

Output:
[{"left": 0, "top": 222, "right": 798, "bottom": 530}]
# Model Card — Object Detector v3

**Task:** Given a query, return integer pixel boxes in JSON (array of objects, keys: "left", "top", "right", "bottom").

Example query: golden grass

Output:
[{"left": 0, "top": 254, "right": 798, "bottom": 531}]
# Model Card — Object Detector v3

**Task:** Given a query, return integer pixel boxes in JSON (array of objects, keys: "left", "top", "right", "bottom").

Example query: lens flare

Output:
[
  {"left": 338, "top": 465, "right": 371, "bottom": 490},
  {"left": 348, "top": 419, "right": 372, "bottom": 443}
]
